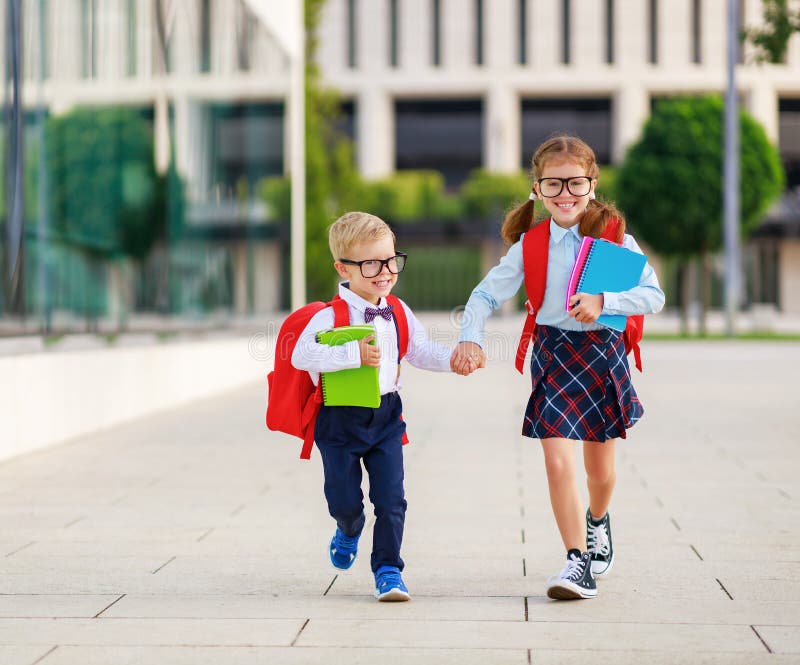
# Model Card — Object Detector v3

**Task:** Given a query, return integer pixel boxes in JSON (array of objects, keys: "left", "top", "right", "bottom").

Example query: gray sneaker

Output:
[
  {"left": 586, "top": 509, "right": 614, "bottom": 577},
  {"left": 546, "top": 549, "right": 597, "bottom": 600}
]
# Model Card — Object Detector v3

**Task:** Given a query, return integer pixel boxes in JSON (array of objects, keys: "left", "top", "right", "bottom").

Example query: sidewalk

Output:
[{"left": 0, "top": 318, "right": 798, "bottom": 664}]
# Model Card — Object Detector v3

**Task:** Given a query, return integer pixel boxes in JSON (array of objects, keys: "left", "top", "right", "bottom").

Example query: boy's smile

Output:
[{"left": 334, "top": 236, "right": 399, "bottom": 304}]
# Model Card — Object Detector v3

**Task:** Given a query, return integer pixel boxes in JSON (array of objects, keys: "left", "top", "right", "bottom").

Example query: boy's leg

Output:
[
  {"left": 317, "top": 443, "right": 366, "bottom": 537},
  {"left": 315, "top": 407, "right": 367, "bottom": 538},
  {"left": 583, "top": 439, "right": 616, "bottom": 519},
  {"left": 363, "top": 396, "right": 407, "bottom": 572},
  {"left": 540, "top": 437, "right": 585, "bottom": 552}
]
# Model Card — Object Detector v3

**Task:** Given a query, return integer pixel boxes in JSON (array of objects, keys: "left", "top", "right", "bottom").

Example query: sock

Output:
[{"left": 588, "top": 511, "right": 607, "bottom": 525}]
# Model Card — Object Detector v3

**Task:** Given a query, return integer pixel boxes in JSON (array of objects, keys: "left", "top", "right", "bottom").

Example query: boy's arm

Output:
[
  {"left": 290, "top": 308, "right": 362, "bottom": 374},
  {"left": 400, "top": 303, "right": 454, "bottom": 372}
]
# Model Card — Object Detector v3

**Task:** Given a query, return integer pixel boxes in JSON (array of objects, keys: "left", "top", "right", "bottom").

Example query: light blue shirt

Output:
[{"left": 460, "top": 219, "right": 666, "bottom": 346}]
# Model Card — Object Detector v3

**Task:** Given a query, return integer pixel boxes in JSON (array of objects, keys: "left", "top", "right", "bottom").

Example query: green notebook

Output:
[{"left": 317, "top": 325, "right": 381, "bottom": 408}]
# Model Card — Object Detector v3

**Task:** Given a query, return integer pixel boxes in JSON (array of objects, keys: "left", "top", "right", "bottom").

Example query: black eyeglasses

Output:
[
  {"left": 339, "top": 253, "right": 408, "bottom": 278},
  {"left": 536, "top": 176, "right": 593, "bottom": 198}
]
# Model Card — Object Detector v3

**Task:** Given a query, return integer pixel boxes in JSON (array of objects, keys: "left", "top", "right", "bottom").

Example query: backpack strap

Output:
[
  {"left": 330, "top": 296, "right": 350, "bottom": 328},
  {"left": 386, "top": 294, "right": 409, "bottom": 360},
  {"left": 600, "top": 218, "right": 644, "bottom": 372},
  {"left": 516, "top": 220, "right": 551, "bottom": 374},
  {"left": 601, "top": 217, "right": 621, "bottom": 244},
  {"left": 386, "top": 294, "right": 410, "bottom": 444},
  {"left": 300, "top": 296, "right": 351, "bottom": 460}
]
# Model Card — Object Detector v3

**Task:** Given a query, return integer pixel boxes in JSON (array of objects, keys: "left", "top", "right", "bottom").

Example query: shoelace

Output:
[
  {"left": 377, "top": 569, "right": 403, "bottom": 590},
  {"left": 587, "top": 520, "right": 610, "bottom": 556},
  {"left": 334, "top": 532, "right": 358, "bottom": 550},
  {"left": 558, "top": 554, "right": 585, "bottom": 582}
]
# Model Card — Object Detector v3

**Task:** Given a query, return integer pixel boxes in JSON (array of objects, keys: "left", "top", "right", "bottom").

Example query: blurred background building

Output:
[{"left": 1, "top": 0, "right": 799, "bottom": 336}]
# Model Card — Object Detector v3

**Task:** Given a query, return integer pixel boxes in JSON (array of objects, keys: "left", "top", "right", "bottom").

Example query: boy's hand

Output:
[
  {"left": 359, "top": 335, "right": 381, "bottom": 367},
  {"left": 568, "top": 293, "right": 604, "bottom": 323},
  {"left": 451, "top": 342, "right": 485, "bottom": 376}
]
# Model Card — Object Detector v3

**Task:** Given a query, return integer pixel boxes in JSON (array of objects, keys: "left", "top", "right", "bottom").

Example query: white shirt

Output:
[{"left": 291, "top": 283, "right": 453, "bottom": 394}]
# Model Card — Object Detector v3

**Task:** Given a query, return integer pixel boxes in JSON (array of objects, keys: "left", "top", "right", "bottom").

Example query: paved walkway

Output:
[{"left": 1, "top": 318, "right": 799, "bottom": 664}]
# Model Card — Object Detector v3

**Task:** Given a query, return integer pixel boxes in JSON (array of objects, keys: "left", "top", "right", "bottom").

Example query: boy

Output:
[{"left": 291, "top": 211, "right": 460, "bottom": 601}]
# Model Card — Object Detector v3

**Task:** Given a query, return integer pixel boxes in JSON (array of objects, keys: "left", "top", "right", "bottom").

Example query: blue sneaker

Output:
[
  {"left": 374, "top": 565, "right": 410, "bottom": 602},
  {"left": 329, "top": 528, "right": 360, "bottom": 570}
]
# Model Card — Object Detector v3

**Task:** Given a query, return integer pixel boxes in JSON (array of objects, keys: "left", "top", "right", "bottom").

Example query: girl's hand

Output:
[
  {"left": 359, "top": 335, "right": 381, "bottom": 367},
  {"left": 568, "top": 293, "right": 604, "bottom": 323},
  {"left": 450, "top": 342, "right": 485, "bottom": 376}
]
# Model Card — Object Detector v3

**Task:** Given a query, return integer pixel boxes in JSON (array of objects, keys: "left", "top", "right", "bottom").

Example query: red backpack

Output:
[
  {"left": 266, "top": 294, "right": 410, "bottom": 459},
  {"left": 515, "top": 218, "right": 645, "bottom": 375}
]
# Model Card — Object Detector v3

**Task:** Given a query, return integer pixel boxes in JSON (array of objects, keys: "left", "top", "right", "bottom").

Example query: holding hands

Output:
[{"left": 450, "top": 341, "right": 486, "bottom": 376}]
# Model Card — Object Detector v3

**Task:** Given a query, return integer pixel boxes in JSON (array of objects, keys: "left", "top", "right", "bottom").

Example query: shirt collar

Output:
[
  {"left": 549, "top": 218, "right": 582, "bottom": 244},
  {"left": 337, "top": 282, "right": 385, "bottom": 311}
]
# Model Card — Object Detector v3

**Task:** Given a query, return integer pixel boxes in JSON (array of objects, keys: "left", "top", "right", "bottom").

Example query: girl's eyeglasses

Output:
[
  {"left": 536, "top": 176, "right": 593, "bottom": 198},
  {"left": 338, "top": 253, "right": 408, "bottom": 278}
]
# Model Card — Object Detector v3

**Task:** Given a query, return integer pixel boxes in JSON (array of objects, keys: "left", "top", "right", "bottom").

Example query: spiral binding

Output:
[{"left": 575, "top": 240, "right": 598, "bottom": 292}]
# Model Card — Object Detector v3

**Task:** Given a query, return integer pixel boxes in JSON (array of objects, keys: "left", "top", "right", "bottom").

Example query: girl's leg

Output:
[
  {"left": 540, "top": 437, "right": 585, "bottom": 551},
  {"left": 583, "top": 438, "right": 616, "bottom": 519}
]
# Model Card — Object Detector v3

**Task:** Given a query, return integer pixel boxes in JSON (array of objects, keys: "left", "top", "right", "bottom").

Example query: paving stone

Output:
[
  {"left": 0, "top": 617, "right": 303, "bottom": 646},
  {"left": 39, "top": 645, "right": 528, "bottom": 665},
  {"left": 0, "top": 335, "right": 796, "bottom": 664}
]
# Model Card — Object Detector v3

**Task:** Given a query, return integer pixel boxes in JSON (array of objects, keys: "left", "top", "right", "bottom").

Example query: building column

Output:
[
  {"left": 485, "top": 85, "right": 520, "bottom": 173},
  {"left": 748, "top": 82, "right": 778, "bottom": 144},
  {"left": 612, "top": 85, "right": 650, "bottom": 163},
  {"left": 357, "top": 88, "right": 394, "bottom": 179}
]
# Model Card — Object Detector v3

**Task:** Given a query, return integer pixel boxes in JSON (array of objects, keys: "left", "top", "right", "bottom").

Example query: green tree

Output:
[
  {"left": 46, "top": 107, "right": 180, "bottom": 323},
  {"left": 47, "top": 107, "right": 169, "bottom": 261},
  {"left": 743, "top": 0, "right": 800, "bottom": 63},
  {"left": 617, "top": 95, "right": 784, "bottom": 334},
  {"left": 305, "top": 0, "right": 364, "bottom": 301}
]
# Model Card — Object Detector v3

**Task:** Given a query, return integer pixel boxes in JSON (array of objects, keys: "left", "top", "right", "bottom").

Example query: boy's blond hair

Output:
[{"left": 328, "top": 211, "right": 395, "bottom": 260}]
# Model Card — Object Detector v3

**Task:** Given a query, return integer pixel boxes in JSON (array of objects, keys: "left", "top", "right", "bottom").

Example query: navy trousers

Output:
[{"left": 314, "top": 392, "right": 407, "bottom": 572}]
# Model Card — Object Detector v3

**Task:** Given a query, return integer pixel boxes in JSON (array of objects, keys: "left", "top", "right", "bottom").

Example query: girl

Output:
[{"left": 451, "top": 135, "right": 664, "bottom": 600}]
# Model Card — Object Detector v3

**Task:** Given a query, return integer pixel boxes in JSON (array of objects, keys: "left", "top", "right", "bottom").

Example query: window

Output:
[
  {"left": 648, "top": 0, "right": 658, "bottom": 64},
  {"left": 779, "top": 98, "right": 800, "bottom": 188},
  {"left": 562, "top": 0, "right": 571, "bottom": 64},
  {"left": 518, "top": 0, "right": 527, "bottom": 65},
  {"left": 200, "top": 0, "right": 211, "bottom": 73},
  {"left": 127, "top": 0, "right": 137, "bottom": 77},
  {"left": 691, "top": 0, "right": 702, "bottom": 64},
  {"left": 236, "top": 1, "right": 256, "bottom": 71},
  {"left": 520, "top": 98, "right": 612, "bottom": 167},
  {"left": 432, "top": 0, "right": 442, "bottom": 66},
  {"left": 210, "top": 103, "right": 285, "bottom": 195},
  {"left": 347, "top": 0, "right": 357, "bottom": 68},
  {"left": 737, "top": 0, "right": 745, "bottom": 64},
  {"left": 475, "top": 0, "right": 484, "bottom": 65},
  {"left": 389, "top": 0, "right": 399, "bottom": 67},
  {"left": 81, "top": 0, "right": 97, "bottom": 78},
  {"left": 395, "top": 99, "right": 483, "bottom": 188},
  {"left": 605, "top": 0, "right": 614, "bottom": 64}
]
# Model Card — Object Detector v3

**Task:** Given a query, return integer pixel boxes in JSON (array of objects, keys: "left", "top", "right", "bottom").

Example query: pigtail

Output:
[
  {"left": 579, "top": 199, "right": 626, "bottom": 242},
  {"left": 500, "top": 199, "right": 536, "bottom": 245}
]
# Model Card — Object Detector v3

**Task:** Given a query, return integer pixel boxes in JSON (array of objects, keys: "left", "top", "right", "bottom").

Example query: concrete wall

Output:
[{"left": 0, "top": 335, "right": 271, "bottom": 463}]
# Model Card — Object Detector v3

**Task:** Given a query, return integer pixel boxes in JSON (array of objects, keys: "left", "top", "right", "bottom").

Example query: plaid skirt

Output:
[{"left": 522, "top": 325, "right": 643, "bottom": 442}]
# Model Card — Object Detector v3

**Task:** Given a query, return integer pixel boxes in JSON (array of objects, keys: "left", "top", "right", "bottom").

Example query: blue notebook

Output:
[{"left": 566, "top": 237, "right": 648, "bottom": 332}]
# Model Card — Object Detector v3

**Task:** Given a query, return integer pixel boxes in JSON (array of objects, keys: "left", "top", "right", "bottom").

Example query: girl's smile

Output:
[{"left": 534, "top": 160, "right": 596, "bottom": 229}]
